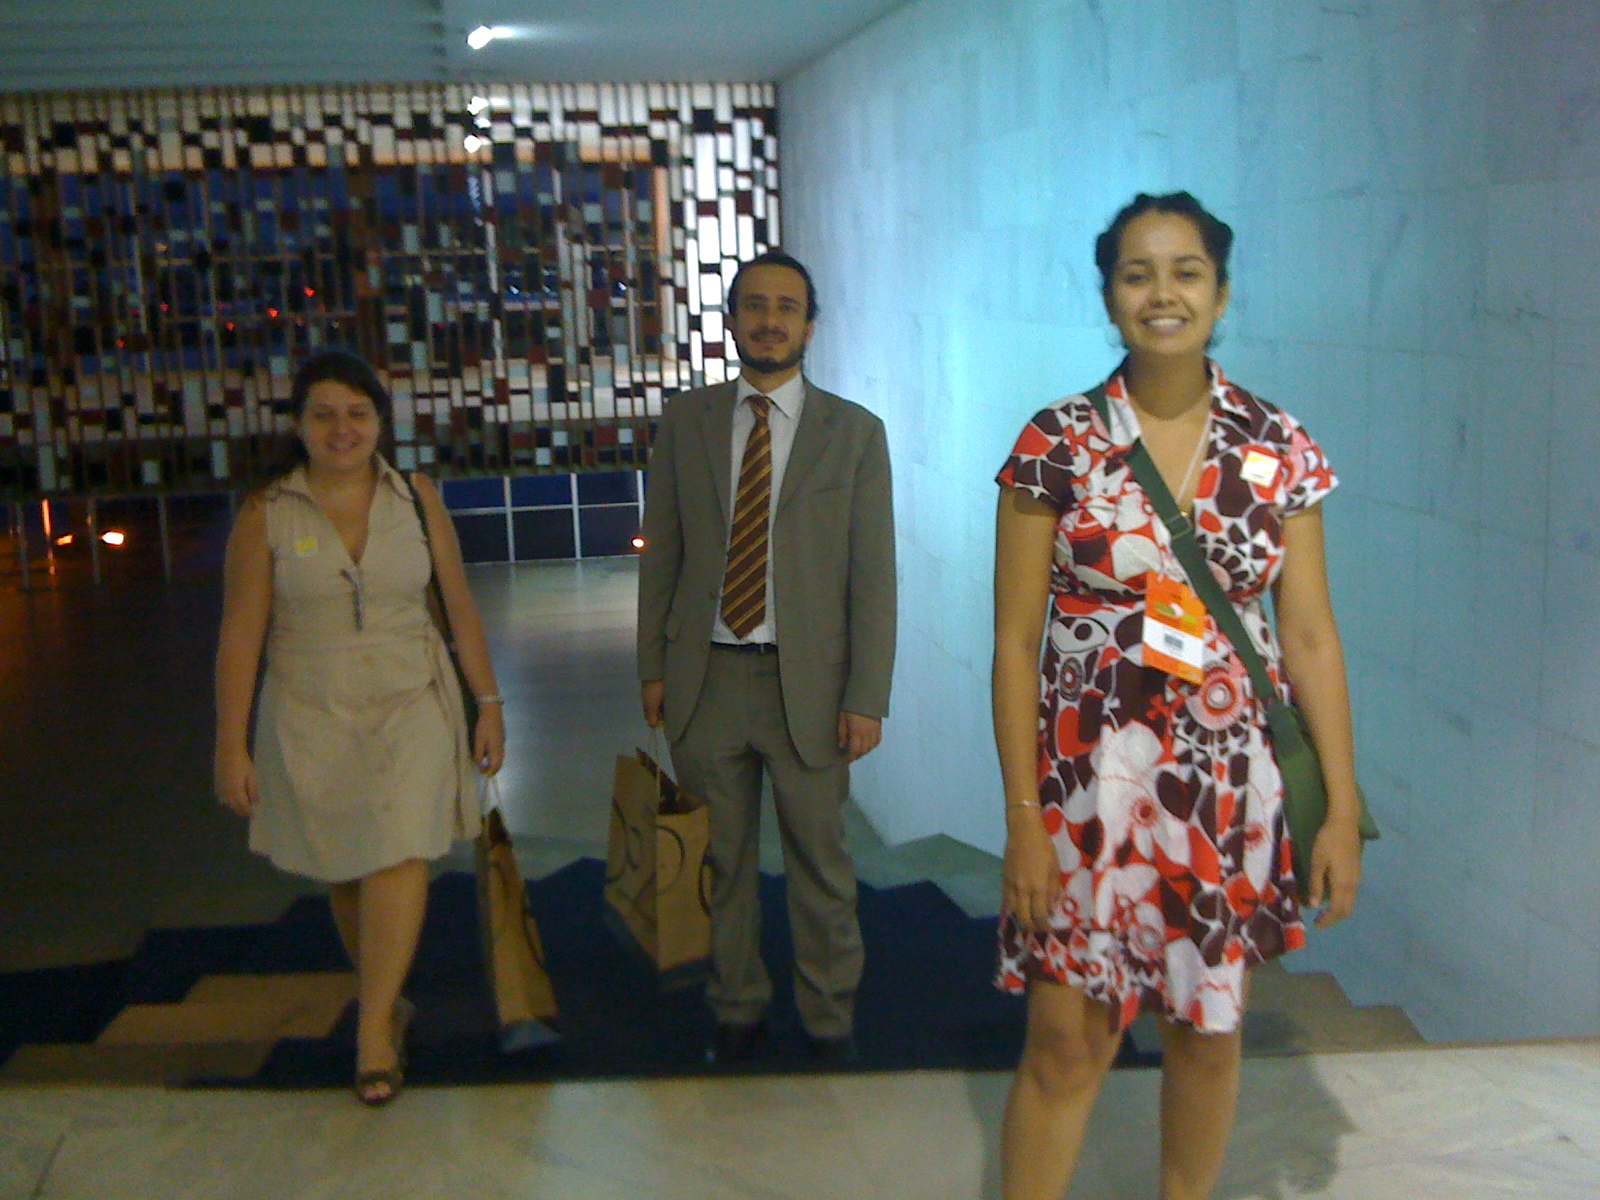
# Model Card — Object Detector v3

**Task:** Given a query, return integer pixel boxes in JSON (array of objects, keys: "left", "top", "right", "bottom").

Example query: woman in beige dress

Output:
[{"left": 214, "top": 350, "right": 505, "bottom": 1106}]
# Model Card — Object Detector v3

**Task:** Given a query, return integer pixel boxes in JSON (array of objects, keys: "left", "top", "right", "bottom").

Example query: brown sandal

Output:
[{"left": 353, "top": 998, "right": 415, "bottom": 1107}]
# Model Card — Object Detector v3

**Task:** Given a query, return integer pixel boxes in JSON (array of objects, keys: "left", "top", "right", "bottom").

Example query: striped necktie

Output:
[{"left": 721, "top": 394, "right": 772, "bottom": 639}]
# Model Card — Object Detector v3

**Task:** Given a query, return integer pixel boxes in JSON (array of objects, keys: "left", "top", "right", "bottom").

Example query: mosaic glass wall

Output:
[{"left": 0, "top": 82, "right": 780, "bottom": 498}]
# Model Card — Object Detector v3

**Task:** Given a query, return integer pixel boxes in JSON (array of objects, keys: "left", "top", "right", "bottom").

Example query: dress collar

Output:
[
  {"left": 1102, "top": 359, "right": 1252, "bottom": 442},
  {"left": 274, "top": 455, "right": 413, "bottom": 501}
]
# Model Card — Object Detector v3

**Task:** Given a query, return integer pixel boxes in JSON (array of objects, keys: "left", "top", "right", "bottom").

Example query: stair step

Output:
[
  {"left": 95, "top": 995, "right": 346, "bottom": 1046},
  {"left": 182, "top": 970, "right": 356, "bottom": 1008},
  {"left": 1123, "top": 964, "right": 1426, "bottom": 1059},
  {"left": 0, "top": 1040, "right": 273, "bottom": 1085},
  {"left": 94, "top": 974, "right": 357, "bottom": 1046}
]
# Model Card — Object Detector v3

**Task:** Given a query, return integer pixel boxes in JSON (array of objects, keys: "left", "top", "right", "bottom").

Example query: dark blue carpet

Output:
[{"left": 0, "top": 860, "right": 1108, "bottom": 1086}]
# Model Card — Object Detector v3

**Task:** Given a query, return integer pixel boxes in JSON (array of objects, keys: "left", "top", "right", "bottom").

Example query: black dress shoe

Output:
[
  {"left": 806, "top": 1033, "right": 857, "bottom": 1065},
  {"left": 706, "top": 1020, "right": 767, "bottom": 1065}
]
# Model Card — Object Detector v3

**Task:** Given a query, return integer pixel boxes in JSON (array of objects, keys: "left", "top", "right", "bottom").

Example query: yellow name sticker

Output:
[
  {"left": 1240, "top": 448, "right": 1279, "bottom": 487},
  {"left": 1142, "top": 574, "right": 1206, "bottom": 684},
  {"left": 293, "top": 535, "right": 319, "bottom": 558}
]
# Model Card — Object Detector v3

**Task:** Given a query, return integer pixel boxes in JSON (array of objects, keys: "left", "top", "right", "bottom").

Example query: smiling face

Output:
[
  {"left": 1104, "top": 211, "right": 1230, "bottom": 361},
  {"left": 729, "top": 263, "right": 814, "bottom": 382},
  {"left": 296, "top": 380, "right": 382, "bottom": 475}
]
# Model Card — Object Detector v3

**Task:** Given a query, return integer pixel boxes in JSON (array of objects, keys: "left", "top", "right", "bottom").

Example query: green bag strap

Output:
[{"left": 1084, "top": 383, "right": 1281, "bottom": 708}]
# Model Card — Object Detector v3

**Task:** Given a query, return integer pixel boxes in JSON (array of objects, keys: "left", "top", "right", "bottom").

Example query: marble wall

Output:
[{"left": 780, "top": 0, "right": 1600, "bottom": 1041}]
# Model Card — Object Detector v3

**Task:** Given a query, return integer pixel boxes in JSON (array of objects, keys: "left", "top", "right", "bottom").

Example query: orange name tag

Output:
[{"left": 1142, "top": 574, "right": 1206, "bottom": 684}]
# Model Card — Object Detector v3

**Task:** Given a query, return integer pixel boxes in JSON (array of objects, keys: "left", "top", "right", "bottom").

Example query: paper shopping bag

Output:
[
  {"left": 604, "top": 749, "right": 711, "bottom": 986},
  {"left": 476, "top": 801, "right": 560, "bottom": 1052}
]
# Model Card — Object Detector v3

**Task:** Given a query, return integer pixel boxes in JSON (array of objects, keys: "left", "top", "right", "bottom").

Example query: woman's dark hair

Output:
[
  {"left": 1093, "top": 192, "right": 1234, "bottom": 294},
  {"left": 727, "top": 249, "right": 819, "bottom": 321},
  {"left": 262, "top": 349, "right": 395, "bottom": 484}
]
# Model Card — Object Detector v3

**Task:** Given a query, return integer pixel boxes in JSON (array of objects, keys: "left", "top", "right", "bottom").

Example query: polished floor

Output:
[
  {"left": 5, "top": 1042, "right": 1600, "bottom": 1199},
  {"left": 2, "top": 523, "right": 1597, "bottom": 1197}
]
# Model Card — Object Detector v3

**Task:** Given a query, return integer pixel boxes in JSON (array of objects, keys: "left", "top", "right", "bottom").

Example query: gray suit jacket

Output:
[{"left": 636, "top": 379, "right": 897, "bottom": 769}]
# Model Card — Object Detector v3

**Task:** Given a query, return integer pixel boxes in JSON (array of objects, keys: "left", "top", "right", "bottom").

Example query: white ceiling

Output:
[{"left": 0, "top": 0, "right": 911, "bottom": 91}]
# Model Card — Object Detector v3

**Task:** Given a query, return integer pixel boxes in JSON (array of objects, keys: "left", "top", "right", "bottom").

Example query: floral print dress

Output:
[{"left": 995, "top": 361, "right": 1337, "bottom": 1033}]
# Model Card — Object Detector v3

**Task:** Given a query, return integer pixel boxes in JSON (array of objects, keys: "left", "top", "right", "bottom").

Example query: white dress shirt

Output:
[{"left": 711, "top": 372, "right": 806, "bottom": 646}]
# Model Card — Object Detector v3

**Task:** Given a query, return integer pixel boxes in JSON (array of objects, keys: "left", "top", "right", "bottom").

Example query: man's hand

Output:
[
  {"left": 641, "top": 680, "right": 666, "bottom": 729},
  {"left": 837, "top": 711, "right": 882, "bottom": 762}
]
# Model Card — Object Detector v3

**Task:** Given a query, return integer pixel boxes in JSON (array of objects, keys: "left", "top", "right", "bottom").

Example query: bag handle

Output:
[
  {"left": 1084, "top": 383, "right": 1280, "bottom": 708},
  {"left": 408, "top": 472, "right": 457, "bottom": 647}
]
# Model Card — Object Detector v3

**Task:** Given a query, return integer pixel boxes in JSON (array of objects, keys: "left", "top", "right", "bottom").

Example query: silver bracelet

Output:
[
  {"left": 1007, "top": 799, "right": 1040, "bottom": 809},
  {"left": 476, "top": 694, "right": 505, "bottom": 705}
]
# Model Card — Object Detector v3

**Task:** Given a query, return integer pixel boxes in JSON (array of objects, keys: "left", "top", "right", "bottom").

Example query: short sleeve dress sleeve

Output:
[
  {"left": 1279, "top": 415, "right": 1338, "bottom": 517},
  {"left": 997, "top": 403, "right": 1079, "bottom": 512}
]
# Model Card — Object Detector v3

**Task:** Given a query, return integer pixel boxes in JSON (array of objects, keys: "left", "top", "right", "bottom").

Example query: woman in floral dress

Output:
[{"left": 993, "top": 193, "right": 1363, "bottom": 1199}]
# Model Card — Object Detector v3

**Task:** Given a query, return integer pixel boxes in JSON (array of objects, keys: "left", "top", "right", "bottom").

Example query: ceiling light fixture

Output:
[
  {"left": 467, "top": 25, "right": 512, "bottom": 50},
  {"left": 464, "top": 135, "right": 485, "bottom": 152},
  {"left": 467, "top": 95, "right": 489, "bottom": 114}
]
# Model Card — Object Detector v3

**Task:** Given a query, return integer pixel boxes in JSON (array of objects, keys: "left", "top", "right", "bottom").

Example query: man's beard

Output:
[{"left": 734, "top": 336, "right": 805, "bottom": 375}]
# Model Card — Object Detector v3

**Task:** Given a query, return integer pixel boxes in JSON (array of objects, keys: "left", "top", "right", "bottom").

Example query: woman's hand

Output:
[
  {"left": 1003, "top": 809, "right": 1062, "bottom": 934},
  {"left": 215, "top": 746, "right": 259, "bottom": 818},
  {"left": 474, "top": 704, "right": 506, "bottom": 775},
  {"left": 1307, "top": 815, "right": 1362, "bottom": 928}
]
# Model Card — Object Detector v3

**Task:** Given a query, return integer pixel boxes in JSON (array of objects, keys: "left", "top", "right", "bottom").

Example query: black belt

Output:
[{"left": 713, "top": 641, "right": 779, "bottom": 655}]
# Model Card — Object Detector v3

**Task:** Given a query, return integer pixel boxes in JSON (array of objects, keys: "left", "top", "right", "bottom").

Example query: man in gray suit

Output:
[{"left": 637, "top": 250, "right": 896, "bottom": 1064}]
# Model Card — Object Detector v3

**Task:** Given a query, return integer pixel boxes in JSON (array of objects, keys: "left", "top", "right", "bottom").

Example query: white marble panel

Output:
[
  {"left": 1267, "top": 56, "right": 1324, "bottom": 206},
  {"left": 1369, "top": 35, "right": 1436, "bottom": 196},
  {"left": 1521, "top": 915, "right": 1600, "bottom": 1039},
  {"left": 1549, "top": 357, "right": 1600, "bottom": 560},
  {"left": 1364, "top": 348, "right": 1427, "bottom": 510},
  {"left": 1271, "top": 0, "right": 1370, "bottom": 60},
  {"left": 1526, "top": 730, "right": 1600, "bottom": 941},
  {"left": 1538, "top": 548, "right": 1600, "bottom": 746},
  {"left": 1410, "top": 512, "right": 1480, "bottom": 689},
  {"left": 1366, "top": 190, "right": 1429, "bottom": 351},
  {"left": 1550, "top": 178, "right": 1600, "bottom": 366},
  {"left": 1486, "top": 0, "right": 1600, "bottom": 184},
  {"left": 1415, "top": 14, "right": 1491, "bottom": 192},
  {"left": 1473, "top": 353, "right": 1553, "bottom": 539},
  {"left": 1432, "top": 186, "right": 1491, "bottom": 348},
  {"left": 1415, "top": 350, "right": 1484, "bottom": 523},
  {"left": 1466, "top": 523, "right": 1545, "bottom": 712},
  {"left": 1234, "top": 0, "right": 1277, "bottom": 70},
  {"left": 1480, "top": 182, "right": 1559, "bottom": 363},
  {"left": 1314, "top": 40, "right": 1375, "bottom": 199}
]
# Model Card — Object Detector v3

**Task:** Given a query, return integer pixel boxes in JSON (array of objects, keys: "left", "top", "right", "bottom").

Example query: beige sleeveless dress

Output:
[{"left": 249, "top": 460, "right": 480, "bottom": 882}]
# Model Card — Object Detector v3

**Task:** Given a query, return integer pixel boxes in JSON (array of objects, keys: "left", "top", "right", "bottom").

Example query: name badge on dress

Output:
[
  {"left": 1143, "top": 574, "right": 1206, "bottom": 684},
  {"left": 1240, "top": 449, "right": 1279, "bottom": 487},
  {"left": 293, "top": 535, "right": 319, "bottom": 558}
]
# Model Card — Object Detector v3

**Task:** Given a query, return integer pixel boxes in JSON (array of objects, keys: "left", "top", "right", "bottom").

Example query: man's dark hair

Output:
[
  {"left": 727, "top": 249, "right": 819, "bottom": 321},
  {"left": 1093, "top": 192, "right": 1234, "bottom": 295}
]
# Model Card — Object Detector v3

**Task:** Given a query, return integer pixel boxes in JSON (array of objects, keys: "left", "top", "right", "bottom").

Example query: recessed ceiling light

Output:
[
  {"left": 464, "top": 135, "right": 485, "bottom": 152},
  {"left": 468, "top": 95, "right": 489, "bottom": 114},
  {"left": 467, "top": 25, "right": 513, "bottom": 50}
]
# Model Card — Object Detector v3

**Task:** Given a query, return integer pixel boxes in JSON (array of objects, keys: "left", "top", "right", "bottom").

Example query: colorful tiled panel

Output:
[{"left": 0, "top": 82, "right": 779, "bottom": 497}]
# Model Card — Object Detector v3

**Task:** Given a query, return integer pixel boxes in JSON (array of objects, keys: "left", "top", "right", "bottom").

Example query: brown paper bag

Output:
[
  {"left": 604, "top": 749, "right": 711, "bottom": 986},
  {"left": 476, "top": 800, "right": 560, "bottom": 1051}
]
